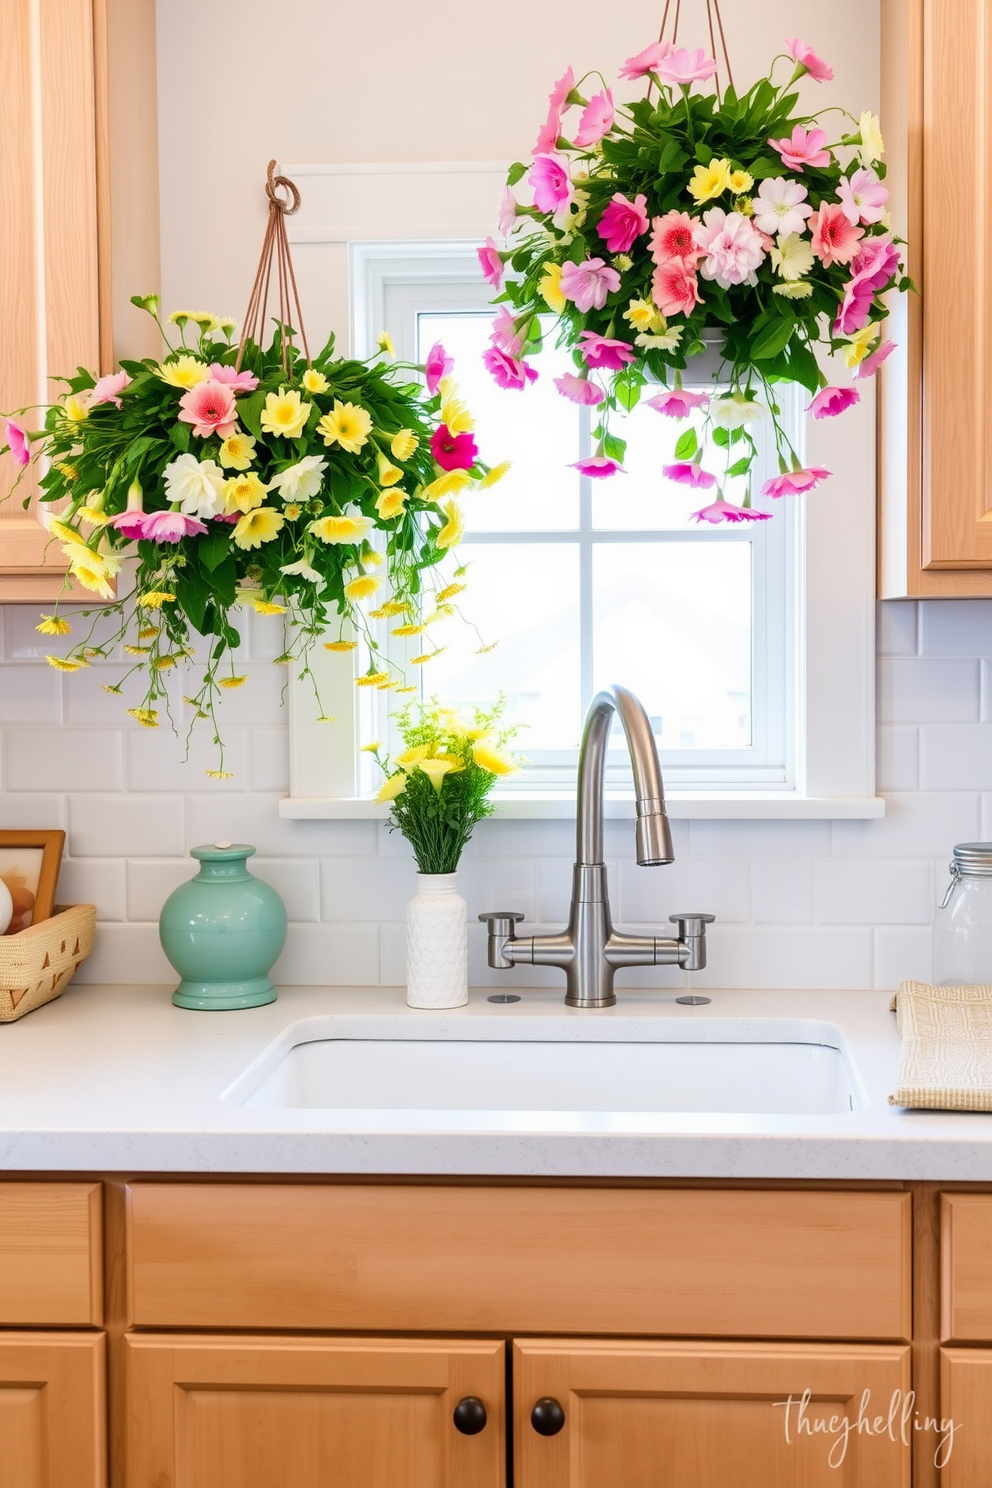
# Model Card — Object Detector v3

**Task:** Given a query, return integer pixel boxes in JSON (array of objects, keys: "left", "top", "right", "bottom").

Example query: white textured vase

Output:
[{"left": 406, "top": 873, "right": 468, "bottom": 1009}]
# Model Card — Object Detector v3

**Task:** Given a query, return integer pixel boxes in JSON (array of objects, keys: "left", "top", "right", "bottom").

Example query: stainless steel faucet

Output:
[{"left": 480, "top": 684, "right": 714, "bottom": 1008}]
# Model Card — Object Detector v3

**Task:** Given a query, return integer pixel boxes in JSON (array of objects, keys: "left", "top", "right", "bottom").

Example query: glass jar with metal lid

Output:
[{"left": 933, "top": 843, "right": 992, "bottom": 985}]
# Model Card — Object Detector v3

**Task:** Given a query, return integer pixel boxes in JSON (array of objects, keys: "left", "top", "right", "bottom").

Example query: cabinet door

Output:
[
  {"left": 939, "top": 1349, "right": 991, "bottom": 1484},
  {"left": 0, "top": 1333, "right": 105, "bottom": 1488},
  {"left": 514, "top": 1339, "right": 911, "bottom": 1487},
  {"left": 125, "top": 1334, "right": 504, "bottom": 1488}
]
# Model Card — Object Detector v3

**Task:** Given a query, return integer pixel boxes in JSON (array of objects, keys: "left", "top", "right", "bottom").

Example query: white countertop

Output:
[{"left": 1, "top": 982, "right": 990, "bottom": 1180}]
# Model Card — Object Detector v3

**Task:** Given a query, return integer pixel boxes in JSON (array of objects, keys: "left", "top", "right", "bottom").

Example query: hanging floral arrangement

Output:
[
  {"left": 483, "top": 28, "right": 910, "bottom": 522},
  {"left": 1, "top": 168, "right": 505, "bottom": 775}
]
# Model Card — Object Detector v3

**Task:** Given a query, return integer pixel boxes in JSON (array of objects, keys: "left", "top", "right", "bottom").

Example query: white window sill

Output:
[{"left": 278, "top": 792, "right": 886, "bottom": 822}]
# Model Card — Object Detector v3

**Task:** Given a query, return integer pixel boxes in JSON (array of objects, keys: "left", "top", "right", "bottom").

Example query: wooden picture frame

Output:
[{"left": 0, "top": 830, "right": 65, "bottom": 934}]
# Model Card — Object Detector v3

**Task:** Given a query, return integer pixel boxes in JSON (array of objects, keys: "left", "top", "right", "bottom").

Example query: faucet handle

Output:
[
  {"left": 669, "top": 913, "right": 715, "bottom": 934},
  {"left": 669, "top": 912, "right": 715, "bottom": 973},
  {"left": 479, "top": 912, "right": 525, "bottom": 970}
]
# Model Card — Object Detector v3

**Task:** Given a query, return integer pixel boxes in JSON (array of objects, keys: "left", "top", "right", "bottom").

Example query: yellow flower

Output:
[
  {"left": 65, "top": 547, "right": 121, "bottom": 599},
  {"left": 623, "top": 297, "right": 664, "bottom": 334},
  {"left": 310, "top": 513, "right": 373, "bottom": 544},
  {"left": 369, "top": 601, "right": 411, "bottom": 618},
  {"left": 843, "top": 324, "right": 879, "bottom": 368},
  {"left": 440, "top": 389, "right": 474, "bottom": 435},
  {"left": 472, "top": 740, "right": 518, "bottom": 776},
  {"left": 410, "top": 651, "right": 444, "bottom": 664},
  {"left": 260, "top": 388, "right": 311, "bottom": 440},
  {"left": 422, "top": 469, "right": 472, "bottom": 502},
  {"left": 478, "top": 461, "right": 510, "bottom": 490},
  {"left": 152, "top": 655, "right": 177, "bottom": 670},
  {"left": 858, "top": 111, "right": 884, "bottom": 166},
  {"left": 233, "top": 507, "right": 285, "bottom": 549},
  {"left": 391, "top": 623, "right": 426, "bottom": 636},
  {"left": 376, "top": 772, "right": 407, "bottom": 802},
  {"left": 376, "top": 331, "right": 395, "bottom": 355},
  {"left": 205, "top": 770, "right": 234, "bottom": 779},
  {"left": 436, "top": 582, "right": 466, "bottom": 602},
  {"left": 376, "top": 489, "right": 406, "bottom": 520},
  {"left": 729, "top": 169, "right": 753, "bottom": 193},
  {"left": 77, "top": 506, "right": 110, "bottom": 526},
  {"left": 391, "top": 429, "right": 418, "bottom": 460},
  {"left": 356, "top": 671, "right": 390, "bottom": 687},
  {"left": 54, "top": 462, "right": 79, "bottom": 481},
  {"left": 61, "top": 394, "right": 90, "bottom": 422},
  {"left": 125, "top": 645, "right": 151, "bottom": 655},
  {"left": 538, "top": 262, "right": 567, "bottom": 313},
  {"left": 687, "top": 158, "right": 733, "bottom": 203},
  {"left": 284, "top": 503, "right": 303, "bottom": 520},
  {"left": 344, "top": 574, "right": 381, "bottom": 602},
  {"left": 769, "top": 233, "right": 815, "bottom": 282},
  {"left": 218, "top": 675, "right": 247, "bottom": 689},
  {"left": 256, "top": 600, "right": 287, "bottom": 615},
  {"left": 224, "top": 471, "right": 269, "bottom": 513},
  {"left": 772, "top": 281, "right": 814, "bottom": 300},
  {"left": 377, "top": 678, "right": 397, "bottom": 690},
  {"left": 324, "top": 640, "right": 358, "bottom": 651},
  {"left": 46, "top": 655, "right": 84, "bottom": 672},
  {"left": 36, "top": 615, "right": 71, "bottom": 636},
  {"left": 219, "top": 432, "right": 257, "bottom": 470},
  {"left": 436, "top": 500, "right": 463, "bottom": 549},
  {"left": 301, "top": 368, "right": 329, "bottom": 394},
  {"left": 423, "top": 604, "right": 455, "bottom": 624},
  {"left": 125, "top": 708, "right": 159, "bottom": 727},
  {"left": 48, "top": 520, "right": 86, "bottom": 546},
  {"left": 363, "top": 549, "right": 384, "bottom": 566},
  {"left": 361, "top": 741, "right": 383, "bottom": 753},
  {"left": 417, "top": 757, "right": 460, "bottom": 791},
  {"left": 156, "top": 355, "right": 210, "bottom": 389},
  {"left": 138, "top": 591, "right": 176, "bottom": 608},
  {"left": 316, "top": 400, "right": 373, "bottom": 454},
  {"left": 376, "top": 451, "right": 404, "bottom": 487},
  {"left": 138, "top": 626, "right": 160, "bottom": 639},
  {"left": 395, "top": 685, "right": 418, "bottom": 694}
]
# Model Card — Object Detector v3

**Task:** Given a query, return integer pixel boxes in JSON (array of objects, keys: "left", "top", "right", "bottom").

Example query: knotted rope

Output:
[{"left": 236, "top": 160, "right": 311, "bottom": 374}]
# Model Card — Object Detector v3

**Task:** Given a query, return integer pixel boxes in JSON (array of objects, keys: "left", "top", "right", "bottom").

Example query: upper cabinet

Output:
[
  {"left": 880, "top": 0, "right": 992, "bottom": 596},
  {"left": 0, "top": 0, "right": 160, "bottom": 603}
]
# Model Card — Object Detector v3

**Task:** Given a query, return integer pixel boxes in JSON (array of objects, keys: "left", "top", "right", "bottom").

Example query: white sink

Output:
[{"left": 224, "top": 1015, "right": 865, "bottom": 1123}]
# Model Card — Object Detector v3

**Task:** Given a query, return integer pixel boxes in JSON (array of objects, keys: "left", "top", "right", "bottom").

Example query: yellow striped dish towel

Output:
[{"left": 889, "top": 981, "right": 992, "bottom": 1110}]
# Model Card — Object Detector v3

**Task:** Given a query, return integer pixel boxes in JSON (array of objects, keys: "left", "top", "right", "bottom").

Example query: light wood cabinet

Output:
[
  {"left": 939, "top": 1348, "right": 992, "bottom": 1485},
  {"left": 0, "top": 1332, "right": 106, "bottom": 1488},
  {"left": 0, "top": 1181, "right": 103, "bottom": 1326},
  {"left": 880, "top": 0, "right": 992, "bottom": 596}
]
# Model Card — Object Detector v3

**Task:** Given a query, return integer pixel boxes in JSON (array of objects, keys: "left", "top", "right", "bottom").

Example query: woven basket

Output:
[{"left": 0, "top": 904, "right": 96, "bottom": 1022}]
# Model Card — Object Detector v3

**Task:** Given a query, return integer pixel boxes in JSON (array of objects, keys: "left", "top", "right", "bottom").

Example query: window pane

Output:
[
  {"left": 427, "top": 542, "right": 582, "bottom": 749},
  {"left": 592, "top": 543, "right": 752, "bottom": 751},
  {"left": 417, "top": 311, "right": 580, "bottom": 532}
]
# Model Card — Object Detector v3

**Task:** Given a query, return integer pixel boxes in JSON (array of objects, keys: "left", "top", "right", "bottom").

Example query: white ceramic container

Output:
[{"left": 406, "top": 873, "right": 468, "bottom": 1009}]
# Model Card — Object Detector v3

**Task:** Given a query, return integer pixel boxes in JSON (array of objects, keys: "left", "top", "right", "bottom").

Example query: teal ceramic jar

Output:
[{"left": 159, "top": 843, "right": 287, "bottom": 1010}]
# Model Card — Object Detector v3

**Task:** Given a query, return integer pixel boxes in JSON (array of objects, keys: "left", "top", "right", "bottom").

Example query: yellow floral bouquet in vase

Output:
[{"left": 369, "top": 699, "right": 521, "bottom": 1009}]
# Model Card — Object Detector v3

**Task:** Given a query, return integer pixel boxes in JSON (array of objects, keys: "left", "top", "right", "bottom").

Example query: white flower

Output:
[
  {"left": 772, "top": 281, "right": 814, "bottom": 299},
  {"left": 163, "top": 453, "right": 226, "bottom": 518},
  {"left": 751, "top": 177, "right": 813, "bottom": 238},
  {"left": 279, "top": 557, "right": 324, "bottom": 584},
  {"left": 769, "top": 233, "right": 815, "bottom": 282},
  {"left": 268, "top": 455, "right": 328, "bottom": 504},
  {"left": 635, "top": 326, "right": 684, "bottom": 352},
  {"left": 553, "top": 187, "right": 589, "bottom": 233},
  {"left": 858, "top": 111, "right": 884, "bottom": 166},
  {"left": 711, "top": 393, "right": 766, "bottom": 430}
]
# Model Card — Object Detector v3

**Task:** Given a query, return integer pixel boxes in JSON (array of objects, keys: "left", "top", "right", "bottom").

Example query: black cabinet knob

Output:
[
  {"left": 531, "top": 1397, "right": 566, "bottom": 1436},
  {"left": 453, "top": 1396, "right": 487, "bottom": 1435}
]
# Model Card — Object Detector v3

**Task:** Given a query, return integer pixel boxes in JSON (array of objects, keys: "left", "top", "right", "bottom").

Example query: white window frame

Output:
[{"left": 279, "top": 162, "right": 881, "bottom": 822}]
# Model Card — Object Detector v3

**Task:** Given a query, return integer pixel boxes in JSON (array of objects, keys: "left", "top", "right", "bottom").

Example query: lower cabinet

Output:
[
  {"left": 125, "top": 1335, "right": 505, "bottom": 1488},
  {"left": 514, "top": 1340, "right": 912, "bottom": 1488},
  {"left": 0, "top": 1332, "right": 105, "bottom": 1488},
  {"left": 939, "top": 1349, "right": 992, "bottom": 1486}
]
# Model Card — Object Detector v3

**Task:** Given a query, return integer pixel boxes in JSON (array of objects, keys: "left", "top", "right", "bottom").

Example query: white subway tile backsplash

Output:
[
  {"left": 874, "top": 927, "right": 933, "bottom": 990},
  {"left": 379, "top": 921, "right": 407, "bottom": 986},
  {"left": 249, "top": 730, "right": 290, "bottom": 793},
  {"left": 124, "top": 727, "right": 248, "bottom": 792},
  {"left": 126, "top": 859, "right": 194, "bottom": 921},
  {"left": 832, "top": 792, "right": 981, "bottom": 860},
  {"left": 920, "top": 725, "right": 992, "bottom": 791},
  {"left": 6, "top": 729, "right": 123, "bottom": 792},
  {"left": 876, "top": 601, "right": 918, "bottom": 658},
  {"left": 919, "top": 599, "right": 992, "bottom": 657},
  {"left": 185, "top": 793, "right": 373, "bottom": 858},
  {"left": 74, "top": 923, "right": 174, "bottom": 985},
  {"left": 56, "top": 857, "right": 127, "bottom": 921},
  {"left": 876, "top": 726, "right": 919, "bottom": 792},
  {"left": 690, "top": 926, "right": 874, "bottom": 990},
  {"left": 321, "top": 857, "right": 418, "bottom": 922},
  {"left": 458, "top": 857, "right": 536, "bottom": 924},
  {"left": 271, "top": 923, "right": 379, "bottom": 985},
  {"left": 0, "top": 792, "right": 66, "bottom": 828},
  {"left": 814, "top": 860, "right": 933, "bottom": 925},
  {"left": 877, "top": 658, "right": 980, "bottom": 724},
  {"left": 690, "top": 819, "right": 830, "bottom": 858},
  {"left": 619, "top": 857, "right": 750, "bottom": 924},
  {"left": 69, "top": 795, "right": 186, "bottom": 858},
  {"left": 751, "top": 860, "right": 813, "bottom": 925},
  {"left": 0, "top": 665, "right": 60, "bottom": 724}
]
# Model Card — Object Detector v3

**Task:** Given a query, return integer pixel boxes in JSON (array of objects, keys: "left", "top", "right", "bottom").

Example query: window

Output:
[{"left": 281, "top": 165, "right": 880, "bottom": 820}]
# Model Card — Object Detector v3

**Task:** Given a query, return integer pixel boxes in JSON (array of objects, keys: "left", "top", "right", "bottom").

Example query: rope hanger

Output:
[
  {"left": 236, "top": 160, "right": 311, "bottom": 374},
  {"left": 655, "top": 0, "right": 735, "bottom": 97}
]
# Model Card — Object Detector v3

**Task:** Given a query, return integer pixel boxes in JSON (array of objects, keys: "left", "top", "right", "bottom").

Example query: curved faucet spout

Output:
[{"left": 576, "top": 685, "right": 674, "bottom": 868}]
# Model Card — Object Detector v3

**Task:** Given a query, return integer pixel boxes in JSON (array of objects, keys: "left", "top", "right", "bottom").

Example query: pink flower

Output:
[
  {"left": 574, "top": 89, "right": 614, "bottom": 148},
  {"left": 529, "top": 154, "right": 573, "bottom": 215},
  {"left": 854, "top": 339, "right": 896, "bottom": 379},
  {"left": 785, "top": 37, "right": 834, "bottom": 83},
  {"left": 498, "top": 187, "right": 519, "bottom": 237},
  {"left": 834, "top": 237, "right": 901, "bottom": 335},
  {"left": 490, "top": 307, "right": 524, "bottom": 358},
  {"left": 761, "top": 466, "right": 831, "bottom": 498},
  {"left": 652, "top": 259, "right": 703, "bottom": 318},
  {"left": 208, "top": 363, "right": 259, "bottom": 391},
  {"left": 692, "top": 500, "right": 772, "bottom": 524},
  {"left": 619, "top": 40, "right": 673, "bottom": 81},
  {"left": 656, "top": 47, "right": 718, "bottom": 86},
  {"left": 809, "top": 203, "right": 864, "bottom": 267},
  {"left": 533, "top": 67, "right": 575, "bottom": 155},
  {"left": 4, "top": 419, "right": 30, "bottom": 467},
  {"left": 478, "top": 237, "right": 504, "bottom": 289},
  {"left": 768, "top": 125, "right": 831, "bottom": 171},
  {"left": 809, "top": 386, "right": 860, "bottom": 419},
  {"left": 90, "top": 370, "right": 132, "bottom": 409},
  {"left": 213, "top": 512, "right": 240, "bottom": 524},
  {"left": 425, "top": 341, "right": 454, "bottom": 395},
  {"left": 694, "top": 209, "right": 766, "bottom": 288},
  {"left": 663, "top": 462, "right": 717, "bottom": 489},
  {"left": 650, "top": 210, "right": 703, "bottom": 267},
  {"left": 142, "top": 511, "right": 209, "bottom": 542},
  {"left": 559, "top": 257, "right": 621, "bottom": 314},
  {"left": 837, "top": 167, "right": 889, "bottom": 226},
  {"left": 577, "top": 331, "right": 636, "bottom": 370},
  {"left": 554, "top": 374, "right": 605, "bottom": 405},
  {"left": 108, "top": 511, "right": 151, "bottom": 540},
  {"left": 482, "top": 346, "right": 538, "bottom": 390},
  {"left": 647, "top": 389, "right": 710, "bottom": 418},
  {"left": 177, "top": 379, "right": 237, "bottom": 439},
  {"left": 572, "top": 456, "right": 624, "bottom": 478},
  {"left": 597, "top": 193, "right": 649, "bottom": 253},
  {"left": 431, "top": 424, "right": 479, "bottom": 472}
]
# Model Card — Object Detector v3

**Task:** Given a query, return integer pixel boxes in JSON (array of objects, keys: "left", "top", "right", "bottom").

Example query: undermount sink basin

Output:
[{"left": 223, "top": 1015, "right": 865, "bottom": 1123}]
